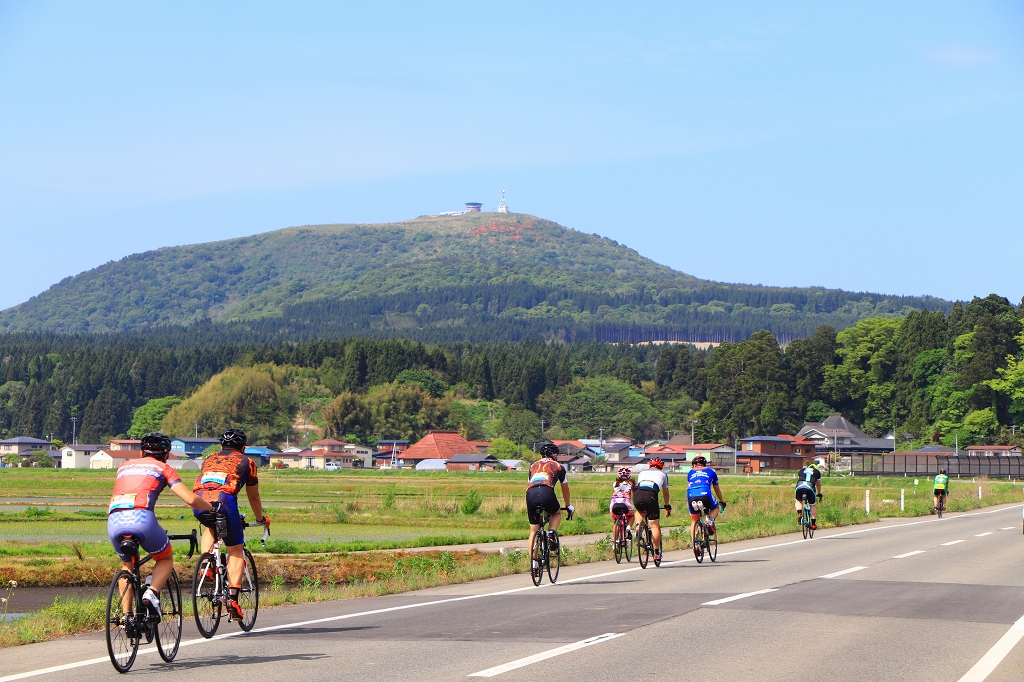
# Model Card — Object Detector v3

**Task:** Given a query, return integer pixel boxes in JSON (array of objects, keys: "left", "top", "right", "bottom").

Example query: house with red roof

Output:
[{"left": 399, "top": 431, "right": 482, "bottom": 466}]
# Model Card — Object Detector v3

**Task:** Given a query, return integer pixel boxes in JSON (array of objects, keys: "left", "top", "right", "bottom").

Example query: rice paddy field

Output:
[{"left": 1, "top": 467, "right": 1021, "bottom": 587}]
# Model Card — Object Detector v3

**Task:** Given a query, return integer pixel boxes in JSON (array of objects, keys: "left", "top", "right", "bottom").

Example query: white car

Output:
[{"left": 324, "top": 462, "right": 340, "bottom": 472}]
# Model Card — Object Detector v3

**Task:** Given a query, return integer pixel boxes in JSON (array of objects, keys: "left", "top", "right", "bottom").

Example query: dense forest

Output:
[
  {"left": 1, "top": 294, "right": 1021, "bottom": 451},
  {"left": 0, "top": 214, "right": 949, "bottom": 343}
]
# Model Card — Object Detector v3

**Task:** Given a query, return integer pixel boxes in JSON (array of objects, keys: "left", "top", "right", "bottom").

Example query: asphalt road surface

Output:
[{"left": 3, "top": 502, "right": 1023, "bottom": 682}]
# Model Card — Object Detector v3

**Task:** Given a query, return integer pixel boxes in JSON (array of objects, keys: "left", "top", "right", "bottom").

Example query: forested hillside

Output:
[
  {"left": 1, "top": 294, "right": 1021, "bottom": 450},
  {"left": 0, "top": 214, "right": 949, "bottom": 343}
]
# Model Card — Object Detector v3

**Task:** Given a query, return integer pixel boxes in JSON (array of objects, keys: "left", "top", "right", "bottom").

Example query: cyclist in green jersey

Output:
[{"left": 933, "top": 469, "right": 950, "bottom": 511}]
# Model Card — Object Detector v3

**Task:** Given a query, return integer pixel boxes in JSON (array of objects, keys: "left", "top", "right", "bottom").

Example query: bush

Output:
[{"left": 461, "top": 489, "right": 483, "bottom": 515}]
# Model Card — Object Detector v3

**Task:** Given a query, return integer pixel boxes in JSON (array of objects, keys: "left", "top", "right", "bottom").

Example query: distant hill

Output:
[{"left": 0, "top": 214, "right": 951, "bottom": 343}]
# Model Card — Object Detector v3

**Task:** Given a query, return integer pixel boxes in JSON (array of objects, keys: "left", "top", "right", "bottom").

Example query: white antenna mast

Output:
[{"left": 497, "top": 189, "right": 508, "bottom": 214}]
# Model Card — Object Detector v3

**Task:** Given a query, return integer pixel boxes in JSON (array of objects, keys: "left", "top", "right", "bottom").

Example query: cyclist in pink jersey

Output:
[{"left": 107, "top": 433, "right": 213, "bottom": 620}]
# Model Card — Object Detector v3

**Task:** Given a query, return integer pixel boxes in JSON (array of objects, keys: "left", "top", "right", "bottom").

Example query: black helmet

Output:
[
  {"left": 940, "top": 468, "right": 947, "bottom": 475},
  {"left": 219, "top": 428, "right": 247, "bottom": 450},
  {"left": 539, "top": 443, "right": 559, "bottom": 458},
  {"left": 140, "top": 433, "right": 172, "bottom": 461},
  {"left": 691, "top": 455, "right": 708, "bottom": 466}
]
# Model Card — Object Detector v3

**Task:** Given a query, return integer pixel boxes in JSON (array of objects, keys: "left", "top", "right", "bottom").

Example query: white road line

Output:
[
  {"left": 4, "top": 502, "right": 1022, "bottom": 682},
  {"left": 820, "top": 566, "right": 866, "bottom": 579},
  {"left": 467, "top": 633, "right": 624, "bottom": 677},
  {"left": 701, "top": 588, "right": 778, "bottom": 606},
  {"left": 1000, "top": 527, "right": 1014, "bottom": 530},
  {"left": 941, "top": 540, "right": 965, "bottom": 546},
  {"left": 975, "top": 532, "right": 992, "bottom": 537},
  {"left": 958, "top": 613, "right": 1024, "bottom": 682},
  {"left": 892, "top": 550, "right": 925, "bottom": 559}
]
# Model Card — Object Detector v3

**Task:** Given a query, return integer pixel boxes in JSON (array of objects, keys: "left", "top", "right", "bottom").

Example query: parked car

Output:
[{"left": 324, "top": 462, "right": 340, "bottom": 472}]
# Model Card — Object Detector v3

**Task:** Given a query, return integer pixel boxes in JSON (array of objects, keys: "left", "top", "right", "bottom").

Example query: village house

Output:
[
  {"left": 90, "top": 449, "right": 178, "bottom": 469},
  {"left": 684, "top": 443, "right": 737, "bottom": 471},
  {"left": 60, "top": 444, "right": 103, "bottom": 469},
  {"left": 396, "top": 431, "right": 482, "bottom": 468},
  {"left": 445, "top": 453, "right": 504, "bottom": 471},
  {"left": 106, "top": 439, "right": 142, "bottom": 451},
  {"left": 965, "top": 445, "right": 1023, "bottom": 457},
  {"left": 170, "top": 437, "right": 220, "bottom": 458},
  {"left": 736, "top": 436, "right": 807, "bottom": 473}
]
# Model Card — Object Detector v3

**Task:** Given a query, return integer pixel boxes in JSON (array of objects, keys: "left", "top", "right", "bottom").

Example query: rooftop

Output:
[
  {"left": 401, "top": 431, "right": 483, "bottom": 460},
  {"left": 0, "top": 436, "right": 52, "bottom": 445}
]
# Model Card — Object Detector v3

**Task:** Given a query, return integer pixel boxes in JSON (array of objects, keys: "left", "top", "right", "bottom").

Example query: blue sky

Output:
[{"left": 1, "top": 1, "right": 1022, "bottom": 311}]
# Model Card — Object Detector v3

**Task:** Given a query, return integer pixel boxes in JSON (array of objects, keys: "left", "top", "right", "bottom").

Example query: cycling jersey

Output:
[
  {"left": 934, "top": 474, "right": 949, "bottom": 491},
  {"left": 687, "top": 467, "right": 718, "bottom": 497},
  {"left": 108, "top": 458, "right": 182, "bottom": 514},
  {"left": 610, "top": 480, "right": 634, "bottom": 513},
  {"left": 192, "top": 450, "right": 259, "bottom": 499},
  {"left": 796, "top": 466, "right": 820, "bottom": 493},
  {"left": 527, "top": 458, "right": 566, "bottom": 489},
  {"left": 636, "top": 469, "right": 669, "bottom": 493}
]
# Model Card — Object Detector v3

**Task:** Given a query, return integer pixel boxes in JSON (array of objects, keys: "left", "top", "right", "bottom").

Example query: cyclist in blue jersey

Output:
[
  {"left": 687, "top": 456, "right": 726, "bottom": 542},
  {"left": 795, "top": 461, "right": 823, "bottom": 530}
]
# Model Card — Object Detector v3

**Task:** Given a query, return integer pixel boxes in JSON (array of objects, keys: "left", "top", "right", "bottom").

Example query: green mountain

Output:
[{"left": 0, "top": 214, "right": 951, "bottom": 343}]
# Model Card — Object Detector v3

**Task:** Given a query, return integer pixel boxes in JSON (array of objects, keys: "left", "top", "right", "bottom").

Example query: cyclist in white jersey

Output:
[{"left": 633, "top": 458, "right": 672, "bottom": 561}]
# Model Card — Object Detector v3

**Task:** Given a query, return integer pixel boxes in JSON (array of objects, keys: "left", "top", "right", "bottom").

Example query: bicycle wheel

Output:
[
  {"left": 614, "top": 519, "right": 623, "bottom": 564},
  {"left": 637, "top": 522, "right": 650, "bottom": 569},
  {"left": 693, "top": 522, "right": 705, "bottom": 564},
  {"left": 807, "top": 512, "right": 815, "bottom": 540},
  {"left": 105, "top": 570, "right": 139, "bottom": 673},
  {"left": 938, "top": 499, "right": 944, "bottom": 519},
  {"left": 156, "top": 569, "right": 182, "bottom": 662},
  {"left": 530, "top": 532, "right": 544, "bottom": 586},
  {"left": 237, "top": 548, "right": 260, "bottom": 631},
  {"left": 625, "top": 525, "right": 633, "bottom": 563},
  {"left": 192, "top": 552, "right": 222, "bottom": 638},
  {"left": 708, "top": 523, "right": 718, "bottom": 562},
  {"left": 547, "top": 533, "right": 561, "bottom": 584},
  {"left": 802, "top": 507, "right": 809, "bottom": 540}
]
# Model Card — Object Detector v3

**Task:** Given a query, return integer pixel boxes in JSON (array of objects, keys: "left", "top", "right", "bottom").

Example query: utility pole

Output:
[
  {"left": 599, "top": 427, "right": 605, "bottom": 459},
  {"left": 690, "top": 419, "right": 697, "bottom": 446},
  {"left": 193, "top": 421, "right": 199, "bottom": 438},
  {"left": 71, "top": 417, "right": 78, "bottom": 446}
]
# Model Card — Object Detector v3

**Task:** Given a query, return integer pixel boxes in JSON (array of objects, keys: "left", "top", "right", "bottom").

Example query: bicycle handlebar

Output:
[
  {"left": 242, "top": 516, "right": 270, "bottom": 547},
  {"left": 166, "top": 529, "right": 198, "bottom": 560}
]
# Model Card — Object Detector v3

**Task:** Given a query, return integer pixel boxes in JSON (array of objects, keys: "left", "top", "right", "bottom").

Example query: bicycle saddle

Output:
[{"left": 119, "top": 534, "right": 141, "bottom": 557}]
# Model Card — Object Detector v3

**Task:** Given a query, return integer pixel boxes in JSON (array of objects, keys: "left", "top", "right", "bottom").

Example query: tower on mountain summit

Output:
[{"left": 497, "top": 190, "right": 509, "bottom": 214}]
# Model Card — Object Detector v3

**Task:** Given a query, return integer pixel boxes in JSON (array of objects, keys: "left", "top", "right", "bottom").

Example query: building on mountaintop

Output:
[{"left": 464, "top": 202, "right": 482, "bottom": 212}]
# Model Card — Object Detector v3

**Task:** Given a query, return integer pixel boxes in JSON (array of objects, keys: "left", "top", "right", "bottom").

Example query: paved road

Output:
[{"left": 3, "top": 503, "right": 1023, "bottom": 682}]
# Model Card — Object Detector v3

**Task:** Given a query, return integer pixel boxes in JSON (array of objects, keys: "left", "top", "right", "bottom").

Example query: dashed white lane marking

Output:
[
  {"left": 942, "top": 540, "right": 965, "bottom": 546},
  {"left": 892, "top": 550, "right": 925, "bottom": 559},
  {"left": 701, "top": 588, "right": 779, "bottom": 606},
  {"left": 467, "top": 633, "right": 624, "bottom": 677},
  {"left": 976, "top": 532, "right": 993, "bottom": 537},
  {"left": 4, "top": 502, "right": 1022, "bottom": 681},
  {"left": 1000, "top": 527, "right": 1014, "bottom": 530},
  {"left": 820, "top": 566, "right": 866, "bottom": 579},
  {"left": 958, "top": 613, "right": 1024, "bottom": 682}
]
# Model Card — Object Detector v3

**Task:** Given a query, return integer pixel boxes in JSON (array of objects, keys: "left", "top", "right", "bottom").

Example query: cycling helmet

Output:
[
  {"left": 939, "top": 468, "right": 947, "bottom": 475},
  {"left": 691, "top": 455, "right": 708, "bottom": 466},
  {"left": 617, "top": 466, "right": 632, "bottom": 478},
  {"left": 219, "top": 428, "right": 248, "bottom": 450},
  {"left": 649, "top": 457, "right": 664, "bottom": 469},
  {"left": 539, "top": 443, "right": 560, "bottom": 458},
  {"left": 140, "top": 432, "right": 172, "bottom": 461}
]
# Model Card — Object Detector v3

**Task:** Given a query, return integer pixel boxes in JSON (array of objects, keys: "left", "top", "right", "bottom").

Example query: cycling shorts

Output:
[
  {"left": 610, "top": 502, "right": 634, "bottom": 518},
  {"left": 633, "top": 489, "right": 661, "bottom": 520},
  {"left": 526, "top": 485, "right": 560, "bottom": 525},
  {"left": 795, "top": 487, "right": 816, "bottom": 504},
  {"left": 687, "top": 494, "right": 718, "bottom": 517},
  {"left": 933, "top": 489, "right": 947, "bottom": 497},
  {"left": 108, "top": 509, "right": 172, "bottom": 562},
  {"left": 193, "top": 491, "right": 245, "bottom": 546}
]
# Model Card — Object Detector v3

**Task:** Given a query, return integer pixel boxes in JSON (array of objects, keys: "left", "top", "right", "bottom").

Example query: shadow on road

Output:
[{"left": 165, "top": 652, "right": 329, "bottom": 671}]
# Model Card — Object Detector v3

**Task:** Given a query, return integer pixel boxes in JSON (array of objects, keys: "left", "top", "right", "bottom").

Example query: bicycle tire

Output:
[
  {"left": 192, "top": 552, "right": 221, "bottom": 638},
  {"left": 105, "top": 570, "right": 139, "bottom": 673},
  {"left": 693, "top": 521, "right": 705, "bottom": 564},
  {"left": 530, "top": 532, "right": 544, "bottom": 586},
  {"left": 637, "top": 521, "right": 650, "bottom": 569},
  {"left": 156, "top": 569, "right": 182, "bottom": 662},
  {"left": 625, "top": 526, "right": 633, "bottom": 563},
  {"left": 808, "top": 511, "right": 815, "bottom": 539},
  {"left": 802, "top": 506, "right": 809, "bottom": 540},
  {"left": 237, "top": 548, "right": 260, "bottom": 631},
  {"left": 708, "top": 523, "right": 718, "bottom": 562},
  {"left": 938, "top": 498, "right": 944, "bottom": 519},
  {"left": 614, "top": 519, "right": 624, "bottom": 564},
  {"left": 547, "top": 533, "right": 561, "bottom": 584}
]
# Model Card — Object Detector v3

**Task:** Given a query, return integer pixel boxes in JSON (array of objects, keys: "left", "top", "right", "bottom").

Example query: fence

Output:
[{"left": 848, "top": 454, "right": 1024, "bottom": 478}]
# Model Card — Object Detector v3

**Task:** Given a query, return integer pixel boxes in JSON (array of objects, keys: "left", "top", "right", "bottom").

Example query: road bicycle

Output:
[
  {"left": 104, "top": 529, "right": 197, "bottom": 673},
  {"left": 799, "top": 497, "right": 814, "bottom": 540},
  {"left": 636, "top": 507, "right": 668, "bottom": 569},
  {"left": 936, "top": 493, "right": 946, "bottom": 519},
  {"left": 691, "top": 500, "right": 721, "bottom": 564},
  {"left": 611, "top": 507, "right": 633, "bottom": 564},
  {"left": 530, "top": 506, "right": 572, "bottom": 586},
  {"left": 192, "top": 512, "right": 269, "bottom": 638}
]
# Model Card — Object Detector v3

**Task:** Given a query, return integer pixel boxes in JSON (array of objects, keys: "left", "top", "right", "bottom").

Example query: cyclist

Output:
[
  {"left": 795, "top": 461, "right": 823, "bottom": 530},
  {"left": 687, "top": 455, "right": 725, "bottom": 541},
  {"left": 609, "top": 467, "right": 636, "bottom": 544},
  {"left": 634, "top": 457, "right": 671, "bottom": 562},
  {"left": 526, "top": 444, "right": 573, "bottom": 563},
  {"left": 107, "top": 432, "right": 214, "bottom": 620},
  {"left": 192, "top": 428, "right": 268, "bottom": 622},
  {"left": 933, "top": 468, "right": 950, "bottom": 512}
]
